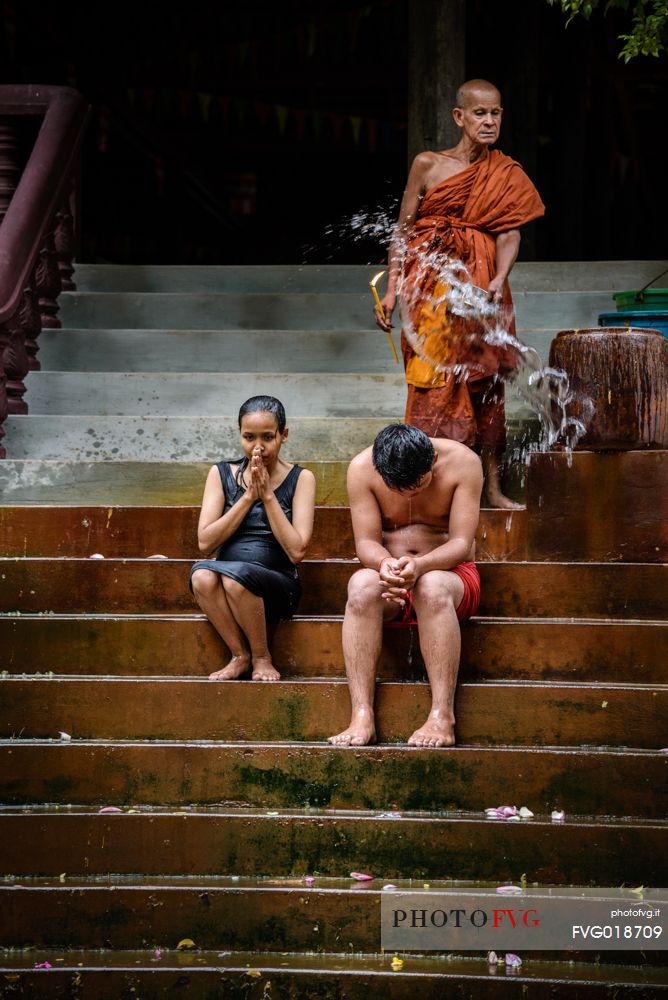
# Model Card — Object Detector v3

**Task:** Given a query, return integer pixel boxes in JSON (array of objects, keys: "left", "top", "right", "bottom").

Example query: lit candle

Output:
[{"left": 370, "top": 270, "right": 400, "bottom": 365}]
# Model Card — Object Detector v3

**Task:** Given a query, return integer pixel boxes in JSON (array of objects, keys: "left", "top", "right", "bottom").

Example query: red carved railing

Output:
[{"left": 0, "top": 86, "right": 88, "bottom": 457}]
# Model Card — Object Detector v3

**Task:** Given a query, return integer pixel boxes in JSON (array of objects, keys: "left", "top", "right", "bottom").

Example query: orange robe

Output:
[{"left": 401, "top": 149, "right": 545, "bottom": 447}]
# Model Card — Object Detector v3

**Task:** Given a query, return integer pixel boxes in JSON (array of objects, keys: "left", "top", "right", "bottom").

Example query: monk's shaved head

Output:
[{"left": 456, "top": 79, "right": 501, "bottom": 108}]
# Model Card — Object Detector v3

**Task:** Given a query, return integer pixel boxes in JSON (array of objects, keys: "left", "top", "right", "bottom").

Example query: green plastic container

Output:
[{"left": 614, "top": 288, "right": 668, "bottom": 312}]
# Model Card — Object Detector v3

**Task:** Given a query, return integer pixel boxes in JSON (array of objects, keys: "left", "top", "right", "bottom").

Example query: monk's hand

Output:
[
  {"left": 374, "top": 291, "right": 396, "bottom": 333},
  {"left": 394, "top": 555, "right": 420, "bottom": 590},
  {"left": 486, "top": 276, "right": 505, "bottom": 306}
]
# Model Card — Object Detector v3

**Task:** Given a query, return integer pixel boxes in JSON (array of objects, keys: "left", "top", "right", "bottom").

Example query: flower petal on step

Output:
[
  {"left": 176, "top": 938, "right": 196, "bottom": 950},
  {"left": 303, "top": 876, "right": 315, "bottom": 886},
  {"left": 350, "top": 871, "right": 373, "bottom": 880},
  {"left": 390, "top": 956, "right": 404, "bottom": 970},
  {"left": 487, "top": 951, "right": 498, "bottom": 965},
  {"left": 89, "top": 553, "right": 105, "bottom": 559},
  {"left": 58, "top": 732, "right": 71, "bottom": 742},
  {"left": 383, "top": 884, "right": 398, "bottom": 891},
  {"left": 496, "top": 885, "right": 522, "bottom": 895},
  {"left": 34, "top": 962, "right": 53, "bottom": 969},
  {"left": 154, "top": 949, "right": 161, "bottom": 958},
  {"left": 505, "top": 953, "right": 522, "bottom": 968},
  {"left": 551, "top": 809, "right": 565, "bottom": 822},
  {"left": 98, "top": 806, "right": 122, "bottom": 814},
  {"left": 519, "top": 807, "right": 534, "bottom": 819}
]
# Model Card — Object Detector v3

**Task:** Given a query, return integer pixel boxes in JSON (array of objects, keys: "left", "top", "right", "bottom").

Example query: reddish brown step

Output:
[
  {"left": 1, "top": 742, "right": 665, "bottom": 816},
  {"left": 0, "top": 504, "right": 528, "bottom": 562},
  {"left": 1, "top": 951, "right": 665, "bottom": 999},
  {"left": 527, "top": 451, "right": 668, "bottom": 563},
  {"left": 1, "top": 615, "right": 664, "bottom": 682},
  {"left": 2, "top": 677, "right": 665, "bottom": 747},
  {"left": 1, "top": 878, "right": 666, "bottom": 965},
  {"left": 0, "top": 808, "right": 666, "bottom": 885},
  {"left": 1, "top": 559, "right": 665, "bottom": 618}
]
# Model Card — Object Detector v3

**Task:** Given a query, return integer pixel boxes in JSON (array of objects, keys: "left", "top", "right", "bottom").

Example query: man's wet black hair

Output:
[
  {"left": 372, "top": 424, "right": 434, "bottom": 491},
  {"left": 238, "top": 395, "right": 286, "bottom": 433},
  {"left": 235, "top": 396, "right": 287, "bottom": 487}
]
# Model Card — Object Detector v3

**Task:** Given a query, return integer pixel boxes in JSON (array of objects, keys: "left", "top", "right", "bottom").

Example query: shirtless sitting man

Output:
[{"left": 329, "top": 424, "right": 483, "bottom": 748}]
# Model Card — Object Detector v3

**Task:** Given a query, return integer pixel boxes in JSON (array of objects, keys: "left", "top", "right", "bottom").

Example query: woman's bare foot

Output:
[
  {"left": 485, "top": 487, "right": 522, "bottom": 510},
  {"left": 251, "top": 655, "right": 281, "bottom": 682},
  {"left": 407, "top": 712, "right": 455, "bottom": 748},
  {"left": 329, "top": 708, "right": 377, "bottom": 746},
  {"left": 208, "top": 654, "right": 251, "bottom": 680}
]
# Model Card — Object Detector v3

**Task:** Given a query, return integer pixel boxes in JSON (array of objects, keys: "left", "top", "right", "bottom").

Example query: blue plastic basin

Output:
[{"left": 598, "top": 311, "right": 668, "bottom": 338}]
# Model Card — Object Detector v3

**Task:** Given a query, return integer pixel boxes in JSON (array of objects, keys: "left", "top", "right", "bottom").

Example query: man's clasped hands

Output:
[{"left": 378, "top": 555, "right": 420, "bottom": 606}]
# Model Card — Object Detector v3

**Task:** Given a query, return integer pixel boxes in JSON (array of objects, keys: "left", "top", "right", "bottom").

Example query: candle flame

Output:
[{"left": 370, "top": 270, "right": 385, "bottom": 288}]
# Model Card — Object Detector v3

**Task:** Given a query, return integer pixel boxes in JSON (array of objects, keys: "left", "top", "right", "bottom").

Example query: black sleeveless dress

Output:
[{"left": 189, "top": 460, "right": 303, "bottom": 621}]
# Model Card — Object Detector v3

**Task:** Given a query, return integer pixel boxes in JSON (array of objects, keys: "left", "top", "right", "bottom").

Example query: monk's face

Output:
[{"left": 453, "top": 87, "right": 503, "bottom": 147}]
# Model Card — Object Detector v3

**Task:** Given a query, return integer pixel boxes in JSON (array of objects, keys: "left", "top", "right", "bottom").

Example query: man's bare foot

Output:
[
  {"left": 329, "top": 709, "right": 377, "bottom": 746},
  {"left": 251, "top": 656, "right": 281, "bottom": 682},
  {"left": 407, "top": 713, "right": 455, "bottom": 748},
  {"left": 209, "top": 654, "right": 251, "bottom": 680},
  {"left": 485, "top": 489, "right": 522, "bottom": 510}
]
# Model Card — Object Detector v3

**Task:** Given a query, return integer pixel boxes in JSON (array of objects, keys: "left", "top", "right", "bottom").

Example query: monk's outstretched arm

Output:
[
  {"left": 487, "top": 228, "right": 520, "bottom": 302},
  {"left": 375, "top": 154, "right": 429, "bottom": 332}
]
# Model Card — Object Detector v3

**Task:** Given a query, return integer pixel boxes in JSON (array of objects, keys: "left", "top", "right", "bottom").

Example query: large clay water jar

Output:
[{"left": 549, "top": 327, "right": 668, "bottom": 449}]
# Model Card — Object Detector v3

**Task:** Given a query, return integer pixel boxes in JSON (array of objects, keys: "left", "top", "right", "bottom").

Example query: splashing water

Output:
[
  {"left": 305, "top": 204, "right": 591, "bottom": 456},
  {"left": 301, "top": 199, "right": 399, "bottom": 262},
  {"left": 391, "top": 228, "right": 590, "bottom": 455}
]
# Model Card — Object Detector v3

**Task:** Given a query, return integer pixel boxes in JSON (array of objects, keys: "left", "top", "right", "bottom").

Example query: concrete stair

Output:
[{"left": 1, "top": 260, "right": 665, "bottom": 495}]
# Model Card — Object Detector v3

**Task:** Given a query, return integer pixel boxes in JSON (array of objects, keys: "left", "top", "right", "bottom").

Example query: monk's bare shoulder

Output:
[{"left": 408, "top": 151, "right": 443, "bottom": 186}]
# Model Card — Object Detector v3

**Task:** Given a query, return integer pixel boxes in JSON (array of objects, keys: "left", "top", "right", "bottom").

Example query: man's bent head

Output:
[{"left": 372, "top": 424, "right": 435, "bottom": 492}]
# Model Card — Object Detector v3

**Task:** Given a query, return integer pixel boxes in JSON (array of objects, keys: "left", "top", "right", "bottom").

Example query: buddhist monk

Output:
[
  {"left": 329, "top": 424, "right": 482, "bottom": 748},
  {"left": 374, "top": 79, "right": 545, "bottom": 509}
]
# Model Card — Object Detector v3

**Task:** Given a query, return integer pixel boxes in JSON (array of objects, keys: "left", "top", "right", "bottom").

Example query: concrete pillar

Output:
[{"left": 407, "top": 0, "right": 466, "bottom": 165}]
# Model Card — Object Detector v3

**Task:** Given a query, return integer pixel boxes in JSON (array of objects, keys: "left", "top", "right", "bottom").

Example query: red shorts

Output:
[{"left": 384, "top": 561, "right": 481, "bottom": 628}]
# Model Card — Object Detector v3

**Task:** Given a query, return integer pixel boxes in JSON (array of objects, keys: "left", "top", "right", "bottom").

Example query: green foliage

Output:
[{"left": 546, "top": 0, "right": 668, "bottom": 59}]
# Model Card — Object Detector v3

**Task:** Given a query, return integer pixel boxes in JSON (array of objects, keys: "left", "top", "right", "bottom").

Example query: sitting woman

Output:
[{"left": 190, "top": 395, "right": 316, "bottom": 681}]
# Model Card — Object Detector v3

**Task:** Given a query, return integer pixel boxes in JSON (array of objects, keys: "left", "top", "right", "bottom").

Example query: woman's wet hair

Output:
[
  {"left": 372, "top": 424, "right": 434, "bottom": 491},
  {"left": 235, "top": 395, "right": 287, "bottom": 487},
  {"left": 238, "top": 395, "right": 286, "bottom": 433}
]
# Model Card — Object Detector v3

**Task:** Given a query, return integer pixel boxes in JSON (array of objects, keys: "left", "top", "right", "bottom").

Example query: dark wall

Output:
[{"left": 2, "top": 0, "right": 665, "bottom": 263}]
